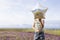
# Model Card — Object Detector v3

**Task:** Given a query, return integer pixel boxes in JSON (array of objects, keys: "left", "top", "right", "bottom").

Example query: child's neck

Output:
[{"left": 35, "top": 18, "right": 39, "bottom": 21}]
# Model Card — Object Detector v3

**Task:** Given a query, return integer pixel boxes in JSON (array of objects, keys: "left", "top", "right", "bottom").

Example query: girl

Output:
[{"left": 32, "top": 17, "right": 45, "bottom": 40}]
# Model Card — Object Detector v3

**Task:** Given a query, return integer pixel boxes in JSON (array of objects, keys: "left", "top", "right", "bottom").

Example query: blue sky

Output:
[{"left": 0, "top": 0, "right": 60, "bottom": 28}]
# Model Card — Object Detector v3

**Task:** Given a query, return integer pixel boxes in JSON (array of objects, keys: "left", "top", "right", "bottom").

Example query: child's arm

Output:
[
  {"left": 32, "top": 21, "right": 35, "bottom": 30},
  {"left": 41, "top": 19, "right": 44, "bottom": 28},
  {"left": 39, "top": 19, "right": 44, "bottom": 29},
  {"left": 32, "top": 22, "right": 40, "bottom": 32}
]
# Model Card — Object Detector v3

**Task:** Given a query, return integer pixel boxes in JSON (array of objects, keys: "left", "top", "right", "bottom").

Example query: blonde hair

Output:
[{"left": 34, "top": 11, "right": 45, "bottom": 19}]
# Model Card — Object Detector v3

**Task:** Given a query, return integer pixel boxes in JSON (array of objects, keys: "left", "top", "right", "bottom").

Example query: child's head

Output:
[{"left": 34, "top": 13, "right": 39, "bottom": 19}]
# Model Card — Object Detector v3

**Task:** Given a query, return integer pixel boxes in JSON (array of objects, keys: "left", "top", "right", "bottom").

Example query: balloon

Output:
[{"left": 32, "top": 3, "right": 48, "bottom": 19}]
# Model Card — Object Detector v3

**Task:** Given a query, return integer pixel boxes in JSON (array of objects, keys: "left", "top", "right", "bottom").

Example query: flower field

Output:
[{"left": 0, "top": 28, "right": 60, "bottom": 40}]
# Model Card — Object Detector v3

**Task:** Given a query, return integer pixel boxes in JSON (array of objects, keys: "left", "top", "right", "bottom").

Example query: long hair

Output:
[
  {"left": 39, "top": 19, "right": 44, "bottom": 28},
  {"left": 39, "top": 19, "right": 41, "bottom": 22}
]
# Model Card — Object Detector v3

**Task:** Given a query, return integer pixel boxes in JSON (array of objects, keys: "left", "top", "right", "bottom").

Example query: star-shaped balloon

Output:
[{"left": 32, "top": 3, "right": 48, "bottom": 19}]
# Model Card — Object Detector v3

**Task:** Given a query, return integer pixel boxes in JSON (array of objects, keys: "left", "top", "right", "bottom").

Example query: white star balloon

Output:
[{"left": 32, "top": 3, "right": 48, "bottom": 19}]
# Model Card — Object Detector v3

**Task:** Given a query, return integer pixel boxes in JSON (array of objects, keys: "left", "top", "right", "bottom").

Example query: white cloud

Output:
[
  {"left": 0, "top": 13, "right": 26, "bottom": 25},
  {"left": 0, "top": 0, "right": 31, "bottom": 25},
  {"left": 0, "top": 0, "right": 60, "bottom": 28}
]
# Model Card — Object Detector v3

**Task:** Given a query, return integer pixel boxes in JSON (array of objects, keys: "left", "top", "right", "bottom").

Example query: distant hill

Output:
[{"left": 0, "top": 20, "right": 60, "bottom": 29}]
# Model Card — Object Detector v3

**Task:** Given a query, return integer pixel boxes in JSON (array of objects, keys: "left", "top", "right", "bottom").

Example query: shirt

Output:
[{"left": 34, "top": 19, "right": 43, "bottom": 32}]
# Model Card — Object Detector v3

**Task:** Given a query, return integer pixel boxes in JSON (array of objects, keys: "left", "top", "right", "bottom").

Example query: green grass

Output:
[
  {"left": 0, "top": 28, "right": 34, "bottom": 32},
  {"left": 0, "top": 28, "right": 60, "bottom": 35},
  {"left": 44, "top": 29, "right": 60, "bottom": 35}
]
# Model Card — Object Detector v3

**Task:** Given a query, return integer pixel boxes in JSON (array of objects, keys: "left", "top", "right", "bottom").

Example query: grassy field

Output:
[
  {"left": 44, "top": 29, "right": 60, "bottom": 35},
  {"left": 0, "top": 28, "right": 34, "bottom": 32},
  {"left": 0, "top": 28, "right": 60, "bottom": 40},
  {"left": 0, "top": 28, "right": 60, "bottom": 35}
]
